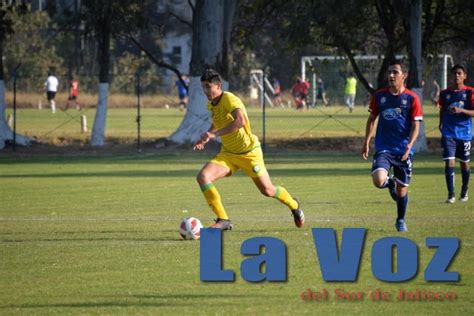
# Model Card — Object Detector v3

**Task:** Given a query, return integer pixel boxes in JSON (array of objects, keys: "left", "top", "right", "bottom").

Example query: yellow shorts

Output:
[{"left": 210, "top": 147, "right": 267, "bottom": 178}]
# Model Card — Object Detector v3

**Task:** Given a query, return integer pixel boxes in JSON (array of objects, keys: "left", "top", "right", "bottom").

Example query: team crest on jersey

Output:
[
  {"left": 382, "top": 108, "right": 401, "bottom": 120},
  {"left": 402, "top": 99, "right": 407, "bottom": 105},
  {"left": 252, "top": 165, "right": 261, "bottom": 173},
  {"left": 462, "top": 94, "right": 466, "bottom": 100},
  {"left": 447, "top": 94, "right": 451, "bottom": 100},
  {"left": 381, "top": 97, "right": 386, "bottom": 104}
]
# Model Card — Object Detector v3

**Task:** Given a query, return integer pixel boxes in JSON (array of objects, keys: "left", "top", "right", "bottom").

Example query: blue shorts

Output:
[
  {"left": 441, "top": 137, "right": 471, "bottom": 162},
  {"left": 371, "top": 151, "right": 413, "bottom": 186}
]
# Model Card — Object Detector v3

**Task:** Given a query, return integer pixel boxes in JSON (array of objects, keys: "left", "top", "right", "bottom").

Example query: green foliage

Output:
[
  {"left": 111, "top": 52, "right": 162, "bottom": 94},
  {"left": 4, "top": 7, "right": 65, "bottom": 90}
]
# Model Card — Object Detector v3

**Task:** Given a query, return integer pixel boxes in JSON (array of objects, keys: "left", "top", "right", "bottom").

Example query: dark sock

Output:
[
  {"left": 445, "top": 166, "right": 455, "bottom": 197},
  {"left": 461, "top": 168, "right": 470, "bottom": 196},
  {"left": 396, "top": 194, "right": 408, "bottom": 221},
  {"left": 380, "top": 176, "right": 394, "bottom": 189}
]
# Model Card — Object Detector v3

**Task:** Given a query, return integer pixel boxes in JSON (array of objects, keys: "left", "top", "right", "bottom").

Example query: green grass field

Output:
[
  {"left": 0, "top": 151, "right": 473, "bottom": 315},
  {"left": 6, "top": 104, "right": 443, "bottom": 144}
]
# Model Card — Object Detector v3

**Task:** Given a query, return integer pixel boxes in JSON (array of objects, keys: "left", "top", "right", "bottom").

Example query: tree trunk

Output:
[
  {"left": 90, "top": 82, "right": 109, "bottom": 146},
  {"left": 169, "top": 0, "right": 235, "bottom": 145},
  {"left": 90, "top": 12, "right": 111, "bottom": 146},
  {"left": 0, "top": 36, "right": 32, "bottom": 150},
  {"left": 408, "top": 0, "right": 427, "bottom": 152}
]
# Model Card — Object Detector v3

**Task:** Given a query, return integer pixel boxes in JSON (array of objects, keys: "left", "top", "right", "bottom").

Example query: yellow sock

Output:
[
  {"left": 201, "top": 183, "right": 229, "bottom": 220},
  {"left": 273, "top": 186, "right": 298, "bottom": 210}
]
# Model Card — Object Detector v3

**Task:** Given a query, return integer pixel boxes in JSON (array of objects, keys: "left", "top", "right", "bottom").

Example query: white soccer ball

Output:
[
  {"left": 164, "top": 104, "right": 170, "bottom": 109},
  {"left": 180, "top": 217, "right": 203, "bottom": 240}
]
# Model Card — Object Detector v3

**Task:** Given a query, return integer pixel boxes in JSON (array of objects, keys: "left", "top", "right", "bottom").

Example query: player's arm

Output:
[
  {"left": 212, "top": 108, "right": 246, "bottom": 137},
  {"left": 401, "top": 120, "right": 421, "bottom": 161},
  {"left": 451, "top": 107, "right": 474, "bottom": 116},
  {"left": 438, "top": 106, "right": 443, "bottom": 132},
  {"left": 362, "top": 113, "right": 377, "bottom": 160},
  {"left": 193, "top": 108, "right": 246, "bottom": 150},
  {"left": 193, "top": 124, "right": 217, "bottom": 151}
]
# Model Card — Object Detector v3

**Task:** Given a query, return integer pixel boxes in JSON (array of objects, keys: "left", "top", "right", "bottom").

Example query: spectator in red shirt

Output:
[
  {"left": 65, "top": 75, "right": 81, "bottom": 110},
  {"left": 291, "top": 76, "right": 310, "bottom": 110}
]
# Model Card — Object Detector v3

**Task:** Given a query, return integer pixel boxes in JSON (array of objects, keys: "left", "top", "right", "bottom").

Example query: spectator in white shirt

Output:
[{"left": 44, "top": 71, "right": 59, "bottom": 113}]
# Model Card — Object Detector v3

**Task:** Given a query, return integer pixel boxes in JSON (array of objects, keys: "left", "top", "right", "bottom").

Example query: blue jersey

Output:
[
  {"left": 176, "top": 78, "right": 189, "bottom": 97},
  {"left": 439, "top": 86, "right": 474, "bottom": 141},
  {"left": 369, "top": 88, "right": 423, "bottom": 155}
]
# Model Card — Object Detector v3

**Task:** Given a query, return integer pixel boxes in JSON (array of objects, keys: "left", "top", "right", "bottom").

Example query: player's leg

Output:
[
  {"left": 251, "top": 172, "right": 304, "bottom": 228},
  {"left": 74, "top": 96, "right": 80, "bottom": 110},
  {"left": 371, "top": 152, "right": 397, "bottom": 200},
  {"left": 458, "top": 139, "right": 471, "bottom": 201},
  {"left": 47, "top": 92, "right": 56, "bottom": 113},
  {"left": 238, "top": 148, "right": 304, "bottom": 227},
  {"left": 460, "top": 161, "right": 470, "bottom": 201},
  {"left": 349, "top": 95, "right": 355, "bottom": 112},
  {"left": 445, "top": 159, "right": 456, "bottom": 203},
  {"left": 442, "top": 137, "right": 456, "bottom": 203},
  {"left": 392, "top": 156, "right": 413, "bottom": 232},
  {"left": 196, "top": 161, "right": 232, "bottom": 228},
  {"left": 51, "top": 93, "right": 56, "bottom": 113}
]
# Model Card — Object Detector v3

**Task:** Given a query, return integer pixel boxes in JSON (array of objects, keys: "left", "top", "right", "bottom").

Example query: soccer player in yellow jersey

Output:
[{"left": 193, "top": 69, "right": 305, "bottom": 230}]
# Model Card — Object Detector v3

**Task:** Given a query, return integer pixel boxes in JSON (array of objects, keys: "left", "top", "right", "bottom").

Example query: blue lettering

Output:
[
  {"left": 312, "top": 228, "right": 366, "bottom": 281},
  {"left": 200, "top": 228, "right": 235, "bottom": 282},
  {"left": 425, "top": 237, "right": 460, "bottom": 281},
  {"left": 240, "top": 237, "right": 286, "bottom": 282},
  {"left": 372, "top": 237, "right": 418, "bottom": 282}
]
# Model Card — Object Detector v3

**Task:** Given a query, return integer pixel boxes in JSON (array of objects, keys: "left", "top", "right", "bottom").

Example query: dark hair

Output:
[
  {"left": 388, "top": 59, "right": 407, "bottom": 73},
  {"left": 451, "top": 63, "right": 466, "bottom": 73},
  {"left": 200, "top": 69, "right": 222, "bottom": 83}
]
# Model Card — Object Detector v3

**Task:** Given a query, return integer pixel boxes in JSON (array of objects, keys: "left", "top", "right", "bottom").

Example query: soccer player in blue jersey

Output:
[
  {"left": 362, "top": 60, "right": 423, "bottom": 232},
  {"left": 438, "top": 64, "right": 474, "bottom": 203}
]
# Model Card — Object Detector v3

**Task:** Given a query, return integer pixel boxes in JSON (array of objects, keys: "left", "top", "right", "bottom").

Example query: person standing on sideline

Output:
[
  {"left": 193, "top": 69, "right": 304, "bottom": 230},
  {"left": 362, "top": 60, "right": 423, "bottom": 232},
  {"left": 65, "top": 75, "right": 80, "bottom": 110},
  {"left": 438, "top": 64, "right": 474, "bottom": 203},
  {"left": 272, "top": 78, "right": 283, "bottom": 107},
  {"left": 291, "top": 76, "right": 310, "bottom": 110},
  {"left": 44, "top": 71, "right": 59, "bottom": 113},
  {"left": 344, "top": 72, "right": 357, "bottom": 112},
  {"left": 316, "top": 77, "right": 329, "bottom": 106},
  {"left": 431, "top": 79, "right": 441, "bottom": 107},
  {"left": 175, "top": 75, "right": 190, "bottom": 111}
]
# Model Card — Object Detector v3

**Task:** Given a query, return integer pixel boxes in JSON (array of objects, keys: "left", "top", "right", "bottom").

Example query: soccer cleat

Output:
[
  {"left": 387, "top": 176, "right": 397, "bottom": 202},
  {"left": 210, "top": 218, "right": 233, "bottom": 230},
  {"left": 460, "top": 193, "right": 469, "bottom": 202},
  {"left": 291, "top": 199, "right": 305, "bottom": 228},
  {"left": 446, "top": 193, "right": 456, "bottom": 204},
  {"left": 395, "top": 219, "right": 408, "bottom": 232}
]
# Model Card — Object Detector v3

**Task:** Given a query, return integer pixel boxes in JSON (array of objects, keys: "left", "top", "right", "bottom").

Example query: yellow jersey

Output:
[
  {"left": 345, "top": 77, "right": 357, "bottom": 95},
  {"left": 207, "top": 91, "right": 260, "bottom": 154}
]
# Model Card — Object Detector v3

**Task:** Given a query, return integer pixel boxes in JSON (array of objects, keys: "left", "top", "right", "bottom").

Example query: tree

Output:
[
  {"left": 169, "top": 0, "right": 235, "bottom": 145},
  {"left": 0, "top": 2, "right": 34, "bottom": 150},
  {"left": 81, "top": 0, "right": 145, "bottom": 146}
]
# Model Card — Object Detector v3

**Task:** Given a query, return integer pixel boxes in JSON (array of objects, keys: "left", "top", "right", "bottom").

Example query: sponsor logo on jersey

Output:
[
  {"left": 382, "top": 108, "right": 402, "bottom": 120},
  {"left": 448, "top": 101, "right": 465, "bottom": 114}
]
